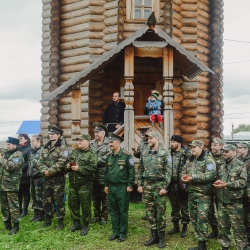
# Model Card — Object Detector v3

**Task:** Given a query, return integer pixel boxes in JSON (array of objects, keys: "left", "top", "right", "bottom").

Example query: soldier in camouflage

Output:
[
  {"left": 182, "top": 140, "right": 216, "bottom": 250},
  {"left": 208, "top": 137, "right": 225, "bottom": 238},
  {"left": 0, "top": 137, "right": 24, "bottom": 235},
  {"left": 66, "top": 134, "right": 97, "bottom": 236},
  {"left": 90, "top": 122, "right": 110, "bottom": 225},
  {"left": 28, "top": 134, "right": 44, "bottom": 222},
  {"left": 138, "top": 131, "right": 172, "bottom": 249},
  {"left": 37, "top": 125, "right": 68, "bottom": 230},
  {"left": 236, "top": 141, "right": 250, "bottom": 245},
  {"left": 168, "top": 135, "right": 191, "bottom": 238},
  {"left": 214, "top": 144, "right": 250, "bottom": 250}
]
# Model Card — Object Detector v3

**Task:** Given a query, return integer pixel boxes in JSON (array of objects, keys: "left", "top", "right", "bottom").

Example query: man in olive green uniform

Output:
[
  {"left": 168, "top": 135, "right": 191, "bottom": 238},
  {"left": 104, "top": 133, "right": 135, "bottom": 242},
  {"left": 138, "top": 131, "right": 172, "bottom": 249},
  {"left": 38, "top": 125, "right": 68, "bottom": 230},
  {"left": 0, "top": 137, "right": 24, "bottom": 235},
  {"left": 236, "top": 141, "right": 250, "bottom": 245},
  {"left": 66, "top": 134, "right": 97, "bottom": 236},
  {"left": 182, "top": 140, "right": 216, "bottom": 250},
  {"left": 214, "top": 144, "right": 250, "bottom": 250},
  {"left": 90, "top": 122, "right": 110, "bottom": 225},
  {"left": 208, "top": 137, "right": 225, "bottom": 238}
]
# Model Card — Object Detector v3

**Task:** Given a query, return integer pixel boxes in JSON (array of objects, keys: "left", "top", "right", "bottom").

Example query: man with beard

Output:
[
  {"left": 214, "top": 144, "right": 250, "bottom": 250},
  {"left": 90, "top": 122, "right": 110, "bottom": 225},
  {"left": 0, "top": 137, "right": 24, "bottom": 235},
  {"left": 236, "top": 141, "right": 250, "bottom": 245},
  {"left": 137, "top": 131, "right": 172, "bottom": 248},
  {"left": 208, "top": 137, "right": 225, "bottom": 238},
  {"left": 182, "top": 140, "right": 216, "bottom": 250},
  {"left": 168, "top": 135, "right": 191, "bottom": 238}
]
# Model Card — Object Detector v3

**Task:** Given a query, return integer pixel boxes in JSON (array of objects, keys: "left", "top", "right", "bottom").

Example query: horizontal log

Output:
[
  {"left": 89, "top": 39, "right": 105, "bottom": 48},
  {"left": 60, "top": 23, "right": 88, "bottom": 35},
  {"left": 89, "top": 22, "right": 106, "bottom": 32},
  {"left": 172, "top": 19, "right": 182, "bottom": 29},
  {"left": 197, "top": 98, "right": 209, "bottom": 106},
  {"left": 172, "top": 3, "right": 182, "bottom": 14},
  {"left": 197, "top": 29, "right": 209, "bottom": 41},
  {"left": 181, "top": 11, "right": 197, "bottom": 19},
  {"left": 89, "top": 6, "right": 105, "bottom": 15},
  {"left": 40, "top": 121, "right": 50, "bottom": 129},
  {"left": 41, "top": 68, "right": 50, "bottom": 77},
  {"left": 181, "top": 82, "right": 197, "bottom": 91},
  {"left": 173, "top": 103, "right": 181, "bottom": 111},
  {"left": 182, "top": 108, "right": 197, "bottom": 117},
  {"left": 41, "top": 83, "right": 49, "bottom": 92},
  {"left": 182, "top": 18, "right": 197, "bottom": 27},
  {"left": 59, "top": 47, "right": 89, "bottom": 58},
  {"left": 197, "top": 90, "right": 209, "bottom": 99},
  {"left": 180, "top": 125, "right": 197, "bottom": 134},
  {"left": 60, "top": 1, "right": 88, "bottom": 14},
  {"left": 197, "top": 38, "right": 209, "bottom": 48},
  {"left": 173, "top": 10, "right": 182, "bottom": 22},
  {"left": 103, "top": 33, "right": 118, "bottom": 43},
  {"left": 104, "top": 7, "right": 118, "bottom": 18},
  {"left": 102, "top": 42, "right": 117, "bottom": 51},
  {"left": 198, "top": 15, "right": 209, "bottom": 26},
  {"left": 182, "top": 0, "right": 197, "bottom": 3},
  {"left": 60, "top": 16, "right": 88, "bottom": 29},
  {"left": 198, "top": 1, "right": 210, "bottom": 13},
  {"left": 48, "top": 108, "right": 58, "bottom": 116},
  {"left": 174, "top": 119, "right": 181, "bottom": 129},
  {"left": 181, "top": 99, "right": 197, "bottom": 108},
  {"left": 58, "top": 72, "right": 77, "bottom": 82},
  {"left": 89, "top": 48, "right": 105, "bottom": 55},
  {"left": 182, "top": 91, "right": 197, "bottom": 99},
  {"left": 104, "top": 0, "right": 118, "bottom": 10},
  {"left": 103, "top": 16, "right": 118, "bottom": 26},
  {"left": 173, "top": 93, "right": 184, "bottom": 103},
  {"left": 58, "top": 112, "right": 88, "bottom": 121},
  {"left": 42, "top": 17, "right": 51, "bottom": 26},
  {"left": 173, "top": 85, "right": 182, "bottom": 94},
  {"left": 89, "top": 31, "right": 105, "bottom": 39},
  {"left": 180, "top": 116, "right": 197, "bottom": 125},
  {"left": 59, "top": 40, "right": 89, "bottom": 50},
  {"left": 173, "top": 76, "right": 183, "bottom": 86},
  {"left": 197, "top": 82, "right": 209, "bottom": 91},
  {"left": 89, "top": 97, "right": 104, "bottom": 106},
  {"left": 42, "top": 10, "right": 51, "bottom": 19},
  {"left": 42, "top": 61, "right": 50, "bottom": 69},
  {"left": 172, "top": 0, "right": 183, "bottom": 5},
  {"left": 174, "top": 111, "right": 182, "bottom": 120},
  {"left": 197, "top": 106, "right": 210, "bottom": 114},
  {"left": 197, "top": 114, "right": 210, "bottom": 122},
  {"left": 89, "top": 0, "right": 106, "bottom": 6},
  {"left": 197, "top": 45, "right": 210, "bottom": 55},
  {"left": 197, "top": 122, "right": 209, "bottom": 130},
  {"left": 59, "top": 55, "right": 89, "bottom": 66},
  {"left": 59, "top": 63, "right": 88, "bottom": 74},
  {"left": 60, "top": 31, "right": 89, "bottom": 43},
  {"left": 182, "top": 35, "right": 197, "bottom": 43},
  {"left": 172, "top": 27, "right": 183, "bottom": 38},
  {"left": 103, "top": 25, "right": 118, "bottom": 35},
  {"left": 60, "top": 8, "right": 88, "bottom": 22},
  {"left": 197, "top": 129, "right": 210, "bottom": 139},
  {"left": 172, "top": 35, "right": 182, "bottom": 45},
  {"left": 41, "top": 114, "right": 49, "bottom": 122},
  {"left": 42, "top": 0, "right": 52, "bottom": 5},
  {"left": 197, "top": 23, "right": 209, "bottom": 34},
  {"left": 181, "top": 27, "right": 197, "bottom": 35},
  {"left": 181, "top": 4, "right": 197, "bottom": 12},
  {"left": 41, "top": 106, "right": 49, "bottom": 115},
  {"left": 174, "top": 129, "right": 182, "bottom": 136},
  {"left": 42, "top": 31, "right": 50, "bottom": 40},
  {"left": 61, "top": 0, "right": 81, "bottom": 6}
]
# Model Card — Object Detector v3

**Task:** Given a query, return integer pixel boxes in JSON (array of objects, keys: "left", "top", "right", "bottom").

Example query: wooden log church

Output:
[{"left": 40, "top": 0, "right": 224, "bottom": 150}]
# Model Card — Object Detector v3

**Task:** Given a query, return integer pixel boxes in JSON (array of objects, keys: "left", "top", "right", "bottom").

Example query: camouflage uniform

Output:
[
  {"left": 217, "top": 156, "right": 249, "bottom": 250},
  {"left": 37, "top": 138, "right": 68, "bottom": 219},
  {"left": 168, "top": 147, "right": 191, "bottom": 226},
  {"left": 90, "top": 137, "right": 110, "bottom": 222},
  {"left": 181, "top": 150, "right": 216, "bottom": 243},
  {"left": 134, "top": 139, "right": 148, "bottom": 159},
  {"left": 0, "top": 148, "right": 24, "bottom": 224}
]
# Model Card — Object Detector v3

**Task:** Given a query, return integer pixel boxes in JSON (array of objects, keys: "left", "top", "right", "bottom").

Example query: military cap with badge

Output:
[
  {"left": 76, "top": 134, "right": 91, "bottom": 141},
  {"left": 212, "top": 137, "right": 224, "bottom": 145},
  {"left": 93, "top": 122, "right": 108, "bottom": 133},
  {"left": 136, "top": 126, "right": 151, "bottom": 135},
  {"left": 236, "top": 141, "right": 249, "bottom": 149},
  {"left": 108, "top": 132, "right": 124, "bottom": 142},
  {"left": 223, "top": 144, "right": 236, "bottom": 151},
  {"left": 48, "top": 125, "right": 63, "bottom": 135},
  {"left": 145, "top": 131, "right": 160, "bottom": 139},
  {"left": 189, "top": 140, "right": 204, "bottom": 147}
]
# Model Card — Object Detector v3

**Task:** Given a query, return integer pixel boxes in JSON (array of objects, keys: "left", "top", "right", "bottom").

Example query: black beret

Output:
[
  {"left": 93, "top": 122, "right": 108, "bottom": 132},
  {"left": 48, "top": 125, "right": 63, "bottom": 135},
  {"left": 6, "top": 137, "right": 19, "bottom": 145},
  {"left": 108, "top": 132, "right": 124, "bottom": 142},
  {"left": 171, "top": 135, "right": 184, "bottom": 144}
]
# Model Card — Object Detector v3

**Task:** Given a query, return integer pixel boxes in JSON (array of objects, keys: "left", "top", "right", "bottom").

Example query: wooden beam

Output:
[{"left": 134, "top": 47, "right": 163, "bottom": 58}]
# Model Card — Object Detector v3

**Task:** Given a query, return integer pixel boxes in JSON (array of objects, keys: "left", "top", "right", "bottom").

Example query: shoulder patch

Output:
[
  {"left": 63, "top": 151, "right": 68, "bottom": 157},
  {"left": 207, "top": 163, "right": 214, "bottom": 171},
  {"left": 106, "top": 152, "right": 112, "bottom": 156},
  {"left": 13, "top": 157, "right": 20, "bottom": 164},
  {"left": 168, "top": 155, "right": 172, "bottom": 164},
  {"left": 123, "top": 150, "right": 131, "bottom": 156},
  {"left": 129, "top": 158, "right": 134, "bottom": 166}
]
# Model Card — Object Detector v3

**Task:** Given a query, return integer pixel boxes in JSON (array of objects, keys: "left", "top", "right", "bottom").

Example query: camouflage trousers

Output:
[
  {"left": 208, "top": 191, "right": 218, "bottom": 227},
  {"left": 68, "top": 183, "right": 92, "bottom": 224},
  {"left": 218, "top": 201, "right": 249, "bottom": 250},
  {"left": 92, "top": 182, "right": 108, "bottom": 220},
  {"left": 244, "top": 204, "right": 250, "bottom": 238},
  {"left": 0, "top": 191, "right": 20, "bottom": 223},
  {"left": 168, "top": 183, "right": 190, "bottom": 225},
  {"left": 188, "top": 193, "right": 211, "bottom": 241},
  {"left": 144, "top": 181, "right": 167, "bottom": 232},
  {"left": 30, "top": 177, "right": 44, "bottom": 211},
  {"left": 43, "top": 175, "right": 65, "bottom": 218}
]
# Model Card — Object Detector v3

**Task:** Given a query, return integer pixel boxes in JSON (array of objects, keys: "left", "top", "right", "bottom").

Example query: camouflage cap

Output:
[
  {"left": 146, "top": 131, "right": 160, "bottom": 139},
  {"left": 93, "top": 122, "right": 108, "bottom": 132},
  {"left": 76, "top": 134, "right": 91, "bottom": 141},
  {"left": 48, "top": 125, "right": 63, "bottom": 135},
  {"left": 108, "top": 132, "right": 124, "bottom": 142},
  {"left": 189, "top": 140, "right": 204, "bottom": 147},
  {"left": 212, "top": 137, "right": 224, "bottom": 145},
  {"left": 223, "top": 144, "right": 236, "bottom": 151},
  {"left": 236, "top": 141, "right": 249, "bottom": 148}
]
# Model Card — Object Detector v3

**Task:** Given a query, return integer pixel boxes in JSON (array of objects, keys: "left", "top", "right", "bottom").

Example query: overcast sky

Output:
[{"left": 0, "top": 0, "right": 250, "bottom": 141}]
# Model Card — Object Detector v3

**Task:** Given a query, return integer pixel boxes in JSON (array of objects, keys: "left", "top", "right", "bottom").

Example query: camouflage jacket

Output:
[
  {"left": 90, "top": 137, "right": 110, "bottom": 185},
  {"left": 134, "top": 139, "right": 148, "bottom": 159},
  {"left": 138, "top": 146, "right": 172, "bottom": 190},
  {"left": 212, "top": 152, "right": 225, "bottom": 172},
  {"left": 217, "top": 157, "right": 246, "bottom": 204},
  {"left": 105, "top": 148, "right": 135, "bottom": 188},
  {"left": 0, "top": 148, "right": 24, "bottom": 191},
  {"left": 66, "top": 146, "right": 98, "bottom": 188},
  {"left": 37, "top": 138, "right": 68, "bottom": 177},
  {"left": 28, "top": 146, "right": 43, "bottom": 178},
  {"left": 237, "top": 153, "right": 250, "bottom": 204},
  {"left": 181, "top": 150, "right": 216, "bottom": 196}
]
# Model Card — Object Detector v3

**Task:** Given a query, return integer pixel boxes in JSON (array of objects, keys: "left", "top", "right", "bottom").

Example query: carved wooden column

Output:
[
  {"left": 124, "top": 46, "right": 134, "bottom": 151},
  {"left": 163, "top": 46, "right": 174, "bottom": 148}
]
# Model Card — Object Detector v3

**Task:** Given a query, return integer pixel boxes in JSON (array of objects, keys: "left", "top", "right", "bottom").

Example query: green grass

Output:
[{"left": 0, "top": 200, "right": 237, "bottom": 250}]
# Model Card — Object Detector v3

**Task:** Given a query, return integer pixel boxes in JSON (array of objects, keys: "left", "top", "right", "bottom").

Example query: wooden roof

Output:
[{"left": 41, "top": 26, "right": 213, "bottom": 102}]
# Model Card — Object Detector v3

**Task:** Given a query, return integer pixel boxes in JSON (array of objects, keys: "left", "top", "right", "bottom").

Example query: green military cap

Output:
[
  {"left": 93, "top": 122, "right": 108, "bottom": 132},
  {"left": 146, "top": 131, "right": 160, "bottom": 139},
  {"left": 212, "top": 137, "right": 224, "bottom": 145},
  {"left": 108, "top": 132, "right": 124, "bottom": 142},
  {"left": 136, "top": 126, "right": 151, "bottom": 133},
  {"left": 223, "top": 144, "right": 236, "bottom": 151},
  {"left": 48, "top": 125, "right": 63, "bottom": 135},
  {"left": 236, "top": 141, "right": 249, "bottom": 148},
  {"left": 189, "top": 140, "right": 204, "bottom": 147},
  {"left": 76, "top": 134, "right": 91, "bottom": 141}
]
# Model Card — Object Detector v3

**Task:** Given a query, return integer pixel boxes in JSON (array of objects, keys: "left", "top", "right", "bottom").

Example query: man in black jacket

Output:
[{"left": 103, "top": 92, "right": 125, "bottom": 133}]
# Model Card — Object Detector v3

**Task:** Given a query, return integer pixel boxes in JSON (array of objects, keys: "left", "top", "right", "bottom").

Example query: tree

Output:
[{"left": 233, "top": 124, "right": 250, "bottom": 134}]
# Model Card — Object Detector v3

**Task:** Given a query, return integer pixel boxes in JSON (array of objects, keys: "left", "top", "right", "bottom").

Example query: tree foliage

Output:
[{"left": 234, "top": 124, "right": 250, "bottom": 134}]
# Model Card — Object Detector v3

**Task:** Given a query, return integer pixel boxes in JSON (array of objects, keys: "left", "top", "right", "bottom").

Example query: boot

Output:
[
  {"left": 144, "top": 229, "right": 159, "bottom": 246},
  {"left": 56, "top": 218, "right": 64, "bottom": 231},
  {"left": 180, "top": 224, "right": 188, "bottom": 238},
  {"left": 30, "top": 210, "right": 39, "bottom": 222},
  {"left": 208, "top": 225, "right": 218, "bottom": 238},
  {"left": 80, "top": 222, "right": 89, "bottom": 236},
  {"left": 33, "top": 210, "right": 45, "bottom": 222},
  {"left": 8, "top": 222, "right": 19, "bottom": 235},
  {"left": 151, "top": 122, "right": 155, "bottom": 127},
  {"left": 159, "top": 122, "right": 163, "bottom": 128},
  {"left": 1, "top": 219, "right": 12, "bottom": 232},
  {"left": 41, "top": 215, "right": 52, "bottom": 228},
  {"left": 168, "top": 222, "right": 180, "bottom": 235},
  {"left": 70, "top": 220, "right": 82, "bottom": 232},
  {"left": 158, "top": 231, "right": 166, "bottom": 248},
  {"left": 20, "top": 195, "right": 30, "bottom": 218}
]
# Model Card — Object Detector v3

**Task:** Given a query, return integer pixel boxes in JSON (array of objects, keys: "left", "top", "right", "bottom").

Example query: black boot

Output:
[
  {"left": 56, "top": 218, "right": 64, "bottom": 231},
  {"left": 33, "top": 210, "right": 45, "bottom": 222},
  {"left": 144, "top": 229, "right": 159, "bottom": 246},
  {"left": 1, "top": 219, "right": 12, "bottom": 232},
  {"left": 30, "top": 210, "right": 39, "bottom": 222},
  {"left": 20, "top": 195, "right": 30, "bottom": 218},
  {"left": 180, "top": 224, "right": 188, "bottom": 238},
  {"left": 70, "top": 220, "right": 82, "bottom": 232},
  {"left": 41, "top": 215, "right": 52, "bottom": 228},
  {"left": 8, "top": 222, "right": 19, "bottom": 235},
  {"left": 158, "top": 231, "right": 166, "bottom": 248},
  {"left": 80, "top": 222, "right": 89, "bottom": 236},
  {"left": 168, "top": 222, "right": 180, "bottom": 235},
  {"left": 208, "top": 225, "right": 218, "bottom": 238}
]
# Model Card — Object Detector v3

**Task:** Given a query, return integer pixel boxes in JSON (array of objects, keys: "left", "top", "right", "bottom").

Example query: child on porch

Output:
[{"left": 145, "top": 92, "right": 163, "bottom": 128}]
